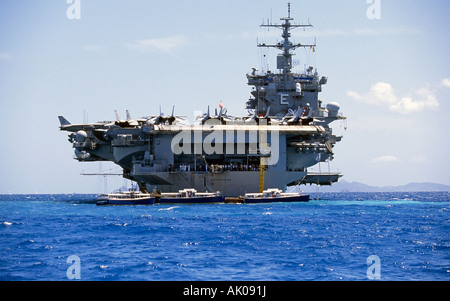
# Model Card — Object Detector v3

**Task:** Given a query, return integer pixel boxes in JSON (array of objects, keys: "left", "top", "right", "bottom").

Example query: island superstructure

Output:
[{"left": 59, "top": 3, "right": 346, "bottom": 197}]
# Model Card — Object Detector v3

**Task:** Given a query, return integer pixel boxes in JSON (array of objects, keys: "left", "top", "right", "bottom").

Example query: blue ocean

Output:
[{"left": 0, "top": 192, "right": 448, "bottom": 281}]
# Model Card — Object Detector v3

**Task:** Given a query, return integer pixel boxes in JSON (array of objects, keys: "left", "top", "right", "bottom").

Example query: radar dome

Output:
[
  {"left": 326, "top": 102, "right": 340, "bottom": 118},
  {"left": 76, "top": 130, "right": 87, "bottom": 142}
]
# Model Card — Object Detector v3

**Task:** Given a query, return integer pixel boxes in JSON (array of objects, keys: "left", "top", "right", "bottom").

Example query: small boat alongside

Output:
[
  {"left": 97, "top": 190, "right": 155, "bottom": 206},
  {"left": 159, "top": 189, "right": 225, "bottom": 204},
  {"left": 244, "top": 188, "right": 309, "bottom": 204}
]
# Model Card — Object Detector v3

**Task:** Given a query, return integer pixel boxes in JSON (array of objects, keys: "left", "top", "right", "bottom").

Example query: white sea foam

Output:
[{"left": 158, "top": 206, "right": 179, "bottom": 211}]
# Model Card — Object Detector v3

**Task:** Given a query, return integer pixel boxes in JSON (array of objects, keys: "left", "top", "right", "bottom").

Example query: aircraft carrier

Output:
[{"left": 59, "top": 3, "right": 346, "bottom": 197}]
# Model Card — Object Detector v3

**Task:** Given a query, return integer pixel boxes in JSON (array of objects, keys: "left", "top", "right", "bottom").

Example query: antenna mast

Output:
[
  {"left": 287, "top": 2, "right": 291, "bottom": 18},
  {"left": 258, "top": 2, "right": 315, "bottom": 74}
]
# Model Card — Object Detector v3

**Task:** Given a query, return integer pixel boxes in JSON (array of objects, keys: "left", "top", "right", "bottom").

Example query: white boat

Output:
[
  {"left": 244, "top": 188, "right": 309, "bottom": 203},
  {"left": 159, "top": 189, "right": 224, "bottom": 204},
  {"left": 97, "top": 189, "right": 155, "bottom": 205}
]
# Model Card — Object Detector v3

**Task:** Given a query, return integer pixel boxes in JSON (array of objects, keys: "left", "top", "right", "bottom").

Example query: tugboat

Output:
[
  {"left": 244, "top": 188, "right": 309, "bottom": 204},
  {"left": 159, "top": 189, "right": 224, "bottom": 204},
  {"left": 97, "top": 189, "right": 155, "bottom": 205}
]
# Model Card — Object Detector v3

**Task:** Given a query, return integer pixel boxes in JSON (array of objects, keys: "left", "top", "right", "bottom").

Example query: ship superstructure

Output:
[{"left": 59, "top": 3, "right": 345, "bottom": 197}]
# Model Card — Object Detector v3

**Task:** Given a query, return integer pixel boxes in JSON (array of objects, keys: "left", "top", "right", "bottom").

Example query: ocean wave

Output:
[{"left": 158, "top": 206, "right": 179, "bottom": 211}]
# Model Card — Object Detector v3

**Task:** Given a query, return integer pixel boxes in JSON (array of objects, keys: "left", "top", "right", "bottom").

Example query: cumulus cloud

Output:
[
  {"left": 347, "top": 82, "right": 440, "bottom": 114},
  {"left": 347, "top": 82, "right": 396, "bottom": 106},
  {"left": 126, "top": 35, "right": 188, "bottom": 55},
  {"left": 390, "top": 86, "right": 439, "bottom": 114}
]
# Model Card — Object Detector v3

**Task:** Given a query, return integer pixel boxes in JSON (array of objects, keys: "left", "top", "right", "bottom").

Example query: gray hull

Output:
[{"left": 134, "top": 170, "right": 307, "bottom": 197}]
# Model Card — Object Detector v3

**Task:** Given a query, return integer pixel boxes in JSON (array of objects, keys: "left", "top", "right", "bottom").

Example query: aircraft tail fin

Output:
[
  {"left": 58, "top": 116, "right": 71, "bottom": 126},
  {"left": 114, "top": 110, "right": 121, "bottom": 121}
]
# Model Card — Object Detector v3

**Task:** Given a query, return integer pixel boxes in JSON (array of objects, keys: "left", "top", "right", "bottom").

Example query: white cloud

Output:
[
  {"left": 347, "top": 82, "right": 397, "bottom": 106},
  {"left": 348, "top": 82, "right": 439, "bottom": 114},
  {"left": 441, "top": 78, "right": 450, "bottom": 88},
  {"left": 390, "top": 87, "right": 439, "bottom": 114},
  {"left": 126, "top": 35, "right": 188, "bottom": 55},
  {"left": 371, "top": 155, "right": 398, "bottom": 164}
]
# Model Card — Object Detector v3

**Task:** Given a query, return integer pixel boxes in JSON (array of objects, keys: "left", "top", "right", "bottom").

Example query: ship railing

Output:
[
  {"left": 160, "top": 192, "right": 179, "bottom": 197},
  {"left": 133, "top": 160, "right": 269, "bottom": 174},
  {"left": 112, "top": 139, "right": 145, "bottom": 147},
  {"left": 173, "top": 163, "right": 264, "bottom": 173},
  {"left": 112, "top": 134, "right": 146, "bottom": 147}
]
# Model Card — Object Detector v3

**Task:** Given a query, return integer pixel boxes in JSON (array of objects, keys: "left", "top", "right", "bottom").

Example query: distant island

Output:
[{"left": 299, "top": 180, "right": 450, "bottom": 193}]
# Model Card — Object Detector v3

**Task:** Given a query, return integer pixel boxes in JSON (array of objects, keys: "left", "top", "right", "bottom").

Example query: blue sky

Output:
[{"left": 0, "top": 0, "right": 449, "bottom": 193}]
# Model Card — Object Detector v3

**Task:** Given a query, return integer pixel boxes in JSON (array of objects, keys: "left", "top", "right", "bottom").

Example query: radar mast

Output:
[
  {"left": 258, "top": 2, "right": 316, "bottom": 74},
  {"left": 247, "top": 2, "right": 322, "bottom": 116}
]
